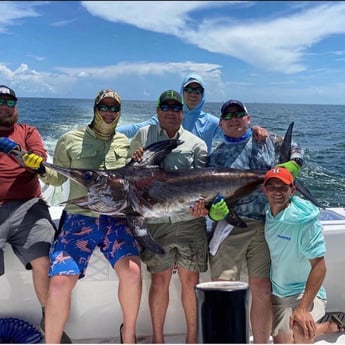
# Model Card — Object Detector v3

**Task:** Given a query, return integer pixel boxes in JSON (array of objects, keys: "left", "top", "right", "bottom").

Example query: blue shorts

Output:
[{"left": 49, "top": 213, "right": 139, "bottom": 278}]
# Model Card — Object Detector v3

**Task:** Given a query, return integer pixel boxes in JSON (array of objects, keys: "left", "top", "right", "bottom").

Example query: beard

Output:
[{"left": 0, "top": 109, "right": 18, "bottom": 128}]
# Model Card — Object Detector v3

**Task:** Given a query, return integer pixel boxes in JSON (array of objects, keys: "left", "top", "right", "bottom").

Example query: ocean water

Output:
[{"left": 18, "top": 97, "right": 345, "bottom": 208}]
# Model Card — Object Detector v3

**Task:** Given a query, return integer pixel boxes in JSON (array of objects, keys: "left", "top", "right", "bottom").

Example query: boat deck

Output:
[{"left": 71, "top": 333, "right": 345, "bottom": 344}]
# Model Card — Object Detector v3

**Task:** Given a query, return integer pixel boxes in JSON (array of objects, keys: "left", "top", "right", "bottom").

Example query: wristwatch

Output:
[{"left": 292, "top": 157, "right": 303, "bottom": 167}]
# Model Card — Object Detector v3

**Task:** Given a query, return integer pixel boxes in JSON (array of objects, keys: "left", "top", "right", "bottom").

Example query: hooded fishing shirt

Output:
[
  {"left": 0, "top": 124, "right": 47, "bottom": 202},
  {"left": 117, "top": 73, "right": 223, "bottom": 153},
  {"left": 42, "top": 126, "right": 130, "bottom": 217},
  {"left": 208, "top": 131, "right": 303, "bottom": 222},
  {"left": 264, "top": 196, "right": 326, "bottom": 300},
  {"left": 129, "top": 124, "right": 208, "bottom": 223}
]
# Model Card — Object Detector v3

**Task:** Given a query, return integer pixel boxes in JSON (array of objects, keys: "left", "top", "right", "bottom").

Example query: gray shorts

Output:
[
  {"left": 140, "top": 217, "right": 208, "bottom": 273},
  {"left": 209, "top": 218, "right": 270, "bottom": 280},
  {"left": 272, "top": 293, "right": 326, "bottom": 337},
  {"left": 0, "top": 198, "right": 56, "bottom": 275}
]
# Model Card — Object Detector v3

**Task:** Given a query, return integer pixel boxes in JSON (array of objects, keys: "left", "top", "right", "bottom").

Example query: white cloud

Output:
[
  {"left": 0, "top": 2, "right": 40, "bottom": 32},
  {"left": 1, "top": 1, "right": 345, "bottom": 103},
  {"left": 56, "top": 60, "right": 221, "bottom": 78},
  {"left": 81, "top": 1, "right": 224, "bottom": 35},
  {"left": 0, "top": 61, "right": 223, "bottom": 98},
  {"left": 50, "top": 19, "right": 77, "bottom": 27},
  {"left": 26, "top": 54, "right": 46, "bottom": 62},
  {"left": 82, "top": 1, "right": 345, "bottom": 74}
]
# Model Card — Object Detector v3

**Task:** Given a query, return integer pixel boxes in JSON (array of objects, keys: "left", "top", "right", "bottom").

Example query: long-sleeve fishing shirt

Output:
[
  {"left": 41, "top": 126, "right": 130, "bottom": 217},
  {"left": 130, "top": 124, "right": 208, "bottom": 223},
  {"left": 208, "top": 131, "right": 303, "bottom": 223},
  {"left": 0, "top": 124, "right": 47, "bottom": 202}
]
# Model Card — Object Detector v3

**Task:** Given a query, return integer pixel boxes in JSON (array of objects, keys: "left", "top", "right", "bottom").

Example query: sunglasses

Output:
[
  {"left": 159, "top": 104, "right": 183, "bottom": 112},
  {"left": 0, "top": 99, "right": 16, "bottom": 108},
  {"left": 183, "top": 86, "right": 204, "bottom": 95},
  {"left": 265, "top": 184, "right": 291, "bottom": 193},
  {"left": 221, "top": 111, "right": 247, "bottom": 120},
  {"left": 96, "top": 104, "right": 121, "bottom": 113}
]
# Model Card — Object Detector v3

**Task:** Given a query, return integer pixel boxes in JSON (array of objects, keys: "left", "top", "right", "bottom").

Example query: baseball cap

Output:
[
  {"left": 94, "top": 89, "right": 121, "bottom": 105},
  {"left": 183, "top": 78, "right": 203, "bottom": 88},
  {"left": 158, "top": 90, "right": 183, "bottom": 105},
  {"left": 221, "top": 100, "right": 248, "bottom": 116},
  {"left": 0, "top": 85, "right": 17, "bottom": 101},
  {"left": 264, "top": 166, "right": 294, "bottom": 185}
]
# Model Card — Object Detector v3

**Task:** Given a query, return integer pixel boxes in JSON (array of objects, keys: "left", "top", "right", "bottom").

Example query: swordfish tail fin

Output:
[{"left": 295, "top": 179, "right": 325, "bottom": 209}]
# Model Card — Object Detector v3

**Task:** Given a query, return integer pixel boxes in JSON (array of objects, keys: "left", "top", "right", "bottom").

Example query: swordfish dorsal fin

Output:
[
  {"left": 277, "top": 121, "right": 324, "bottom": 208},
  {"left": 127, "top": 139, "right": 184, "bottom": 167},
  {"left": 278, "top": 121, "right": 294, "bottom": 164}
]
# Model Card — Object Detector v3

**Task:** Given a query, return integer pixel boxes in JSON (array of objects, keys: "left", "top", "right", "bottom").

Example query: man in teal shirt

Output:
[{"left": 263, "top": 166, "right": 342, "bottom": 343}]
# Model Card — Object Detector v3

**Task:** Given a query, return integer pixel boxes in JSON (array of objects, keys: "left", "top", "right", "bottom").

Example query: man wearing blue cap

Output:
[{"left": 191, "top": 99, "right": 304, "bottom": 343}]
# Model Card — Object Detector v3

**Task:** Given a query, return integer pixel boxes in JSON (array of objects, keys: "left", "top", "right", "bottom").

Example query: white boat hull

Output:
[{"left": 1, "top": 193, "right": 345, "bottom": 342}]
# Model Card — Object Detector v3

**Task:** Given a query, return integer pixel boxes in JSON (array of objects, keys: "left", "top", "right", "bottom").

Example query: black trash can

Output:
[{"left": 195, "top": 281, "right": 249, "bottom": 344}]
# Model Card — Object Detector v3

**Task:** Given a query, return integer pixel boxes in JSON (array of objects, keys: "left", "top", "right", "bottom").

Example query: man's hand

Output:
[
  {"left": 0, "top": 137, "right": 19, "bottom": 153},
  {"left": 190, "top": 199, "right": 209, "bottom": 217},
  {"left": 290, "top": 307, "right": 316, "bottom": 340},
  {"left": 131, "top": 147, "right": 144, "bottom": 162},
  {"left": 252, "top": 126, "right": 268, "bottom": 142},
  {"left": 209, "top": 195, "right": 229, "bottom": 221},
  {"left": 278, "top": 160, "right": 301, "bottom": 178}
]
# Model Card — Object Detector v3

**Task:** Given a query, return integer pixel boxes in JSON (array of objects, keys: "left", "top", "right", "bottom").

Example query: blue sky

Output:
[{"left": 1, "top": 1, "right": 345, "bottom": 104}]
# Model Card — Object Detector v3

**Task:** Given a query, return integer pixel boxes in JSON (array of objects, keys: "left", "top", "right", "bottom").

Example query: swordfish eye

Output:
[{"left": 82, "top": 171, "right": 97, "bottom": 183}]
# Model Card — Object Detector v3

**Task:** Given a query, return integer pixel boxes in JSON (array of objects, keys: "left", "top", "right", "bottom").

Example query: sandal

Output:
[
  {"left": 331, "top": 314, "right": 345, "bottom": 332},
  {"left": 120, "top": 323, "right": 124, "bottom": 344},
  {"left": 119, "top": 323, "right": 137, "bottom": 344}
]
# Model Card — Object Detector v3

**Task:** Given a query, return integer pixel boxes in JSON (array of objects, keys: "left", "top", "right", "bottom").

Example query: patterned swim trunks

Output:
[{"left": 49, "top": 213, "right": 139, "bottom": 278}]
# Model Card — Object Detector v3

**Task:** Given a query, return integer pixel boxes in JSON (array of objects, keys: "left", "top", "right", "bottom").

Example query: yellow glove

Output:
[{"left": 22, "top": 152, "right": 44, "bottom": 169}]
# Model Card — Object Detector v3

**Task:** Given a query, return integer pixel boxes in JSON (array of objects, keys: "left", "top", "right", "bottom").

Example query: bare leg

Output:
[
  {"left": 292, "top": 321, "right": 313, "bottom": 344},
  {"left": 249, "top": 276, "right": 272, "bottom": 343},
  {"left": 293, "top": 320, "right": 344, "bottom": 343},
  {"left": 115, "top": 255, "right": 142, "bottom": 344},
  {"left": 178, "top": 266, "right": 199, "bottom": 344},
  {"left": 149, "top": 267, "right": 173, "bottom": 343},
  {"left": 273, "top": 329, "right": 293, "bottom": 343},
  {"left": 316, "top": 319, "right": 345, "bottom": 335},
  {"left": 30, "top": 256, "right": 51, "bottom": 307},
  {"left": 44, "top": 275, "right": 79, "bottom": 343},
  {"left": 273, "top": 316, "right": 343, "bottom": 343}
]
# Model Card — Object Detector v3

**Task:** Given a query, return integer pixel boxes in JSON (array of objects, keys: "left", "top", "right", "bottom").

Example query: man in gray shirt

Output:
[{"left": 130, "top": 89, "right": 208, "bottom": 344}]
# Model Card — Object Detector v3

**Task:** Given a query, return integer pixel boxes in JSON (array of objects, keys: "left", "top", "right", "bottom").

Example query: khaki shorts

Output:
[
  {"left": 209, "top": 218, "right": 270, "bottom": 280},
  {"left": 140, "top": 217, "right": 208, "bottom": 273},
  {"left": 272, "top": 294, "right": 326, "bottom": 337}
]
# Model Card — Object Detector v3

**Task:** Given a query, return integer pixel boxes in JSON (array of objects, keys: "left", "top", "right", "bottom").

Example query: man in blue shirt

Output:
[
  {"left": 191, "top": 99, "right": 304, "bottom": 343},
  {"left": 118, "top": 73, "right": 222, "bottom": 153}
]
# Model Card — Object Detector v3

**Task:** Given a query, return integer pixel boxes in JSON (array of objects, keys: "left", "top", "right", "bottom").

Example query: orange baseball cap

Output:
[{"left": 264, "top": 166, "right": 294, "bottom": 185}]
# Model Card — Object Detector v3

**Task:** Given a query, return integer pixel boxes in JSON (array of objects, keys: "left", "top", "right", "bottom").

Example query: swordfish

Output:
[
  {"left": 39, "top": 140, "right": 266, "bottom": 254},
  {"left": 11, "top": 122, "right": 321, "bottom": 254}
]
